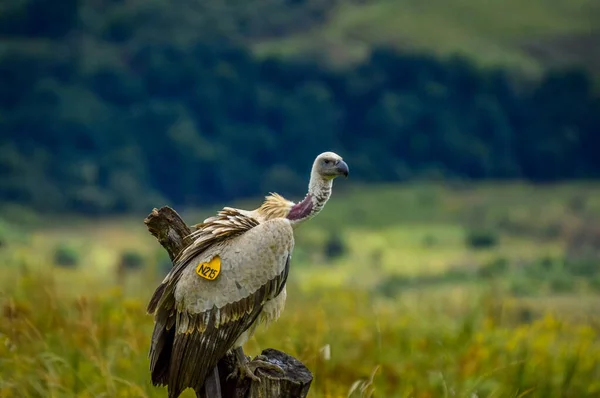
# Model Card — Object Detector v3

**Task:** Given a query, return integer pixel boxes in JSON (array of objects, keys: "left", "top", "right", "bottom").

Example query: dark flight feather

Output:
[{"left": 147, "top": 209, "right": 291, "bottom": 398}]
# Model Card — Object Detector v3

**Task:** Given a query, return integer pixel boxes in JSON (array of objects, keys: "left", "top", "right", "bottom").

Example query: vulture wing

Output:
[{"left": 147, "top": 209, "right": 294, "bottom": 398}]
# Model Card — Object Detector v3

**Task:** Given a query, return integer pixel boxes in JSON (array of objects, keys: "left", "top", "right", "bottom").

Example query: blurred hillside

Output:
[
  {"left": 255, "top": 0, "right": 600, "bottom": 73},
  {"left": 1, "top": 0, "right": 599, "bottom": 214}
]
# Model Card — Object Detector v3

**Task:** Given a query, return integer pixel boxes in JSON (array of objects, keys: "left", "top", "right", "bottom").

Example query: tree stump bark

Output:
[{"left": 144, "top": 206, "right": 313, "bottom": 398}]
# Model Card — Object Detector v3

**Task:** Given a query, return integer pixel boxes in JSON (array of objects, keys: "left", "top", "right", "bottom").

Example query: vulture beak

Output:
[{"left": 336, "top": 160, "right": 349, "bottom": 178}]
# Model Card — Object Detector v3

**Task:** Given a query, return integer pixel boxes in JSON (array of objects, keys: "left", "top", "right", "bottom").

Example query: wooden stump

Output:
[{"left": 144, "top": 206, "right": 313, "bottom": 398}]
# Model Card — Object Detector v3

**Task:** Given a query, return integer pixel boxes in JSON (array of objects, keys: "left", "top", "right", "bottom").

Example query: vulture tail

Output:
[
  {"left": 150, "top": 318, "right": 175, "bottom": 386},
  {"left": 147, "top": 282, "right": 167, "bottom": 314}
]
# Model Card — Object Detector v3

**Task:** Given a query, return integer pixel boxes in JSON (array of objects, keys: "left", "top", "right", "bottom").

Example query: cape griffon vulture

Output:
[{"left": 147, "top": 151, "right": 349, "bottom": 397}]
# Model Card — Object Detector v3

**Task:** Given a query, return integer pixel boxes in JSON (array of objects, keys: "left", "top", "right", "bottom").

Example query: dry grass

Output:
[
  {"left": 1, "top": 182, "right": 600, "bottom": 397},
  {"left": 2, "top": 270, "right": 599, "bottom": 397}
]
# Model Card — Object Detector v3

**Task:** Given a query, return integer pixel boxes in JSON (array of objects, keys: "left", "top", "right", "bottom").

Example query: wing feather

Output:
[
  {"left": 148, "top": 208, "right": 259, "bottom": 315},
  {"left": 148, "top": 212, "right": 294, "bottom": 398},
  {"left": 167, "top": 270, "right": 287, "bottom": 397}
]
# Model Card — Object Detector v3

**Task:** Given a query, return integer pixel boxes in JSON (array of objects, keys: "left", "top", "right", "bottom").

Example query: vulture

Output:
[{"left": 147, "top": 151, "right": 349, "bottom": 398}]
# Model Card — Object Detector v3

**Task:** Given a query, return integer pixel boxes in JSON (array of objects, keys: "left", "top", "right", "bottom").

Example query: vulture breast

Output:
[{"left": 174, "top": 218, "right": 295, "bottom": 316}]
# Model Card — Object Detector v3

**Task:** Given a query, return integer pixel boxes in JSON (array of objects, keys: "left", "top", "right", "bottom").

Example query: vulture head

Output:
[
  {"left": 261, "top": 151, "right": 348, "bottom": 223},
  {"left": 313, "top": 151, "right": 349, "bottom": 180}
]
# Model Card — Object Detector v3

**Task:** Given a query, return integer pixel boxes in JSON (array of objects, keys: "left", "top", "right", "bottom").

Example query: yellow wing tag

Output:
[{"left": 196, "top": 256, "right": 221, "bottom": 280}]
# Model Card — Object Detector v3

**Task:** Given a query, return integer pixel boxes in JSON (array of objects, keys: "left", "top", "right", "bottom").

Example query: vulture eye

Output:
[{"left": 323, "top": 159, "right": 330, "bottom": 165}]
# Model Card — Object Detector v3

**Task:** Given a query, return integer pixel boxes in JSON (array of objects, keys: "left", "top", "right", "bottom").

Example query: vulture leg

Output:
[{"left": 229, "top": 346, "right": 284, "bottom": 382}]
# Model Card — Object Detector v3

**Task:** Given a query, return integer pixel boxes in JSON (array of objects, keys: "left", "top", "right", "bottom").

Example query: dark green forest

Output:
[{"left": 1, "top": 0, "right": 599, "bottom": 214}]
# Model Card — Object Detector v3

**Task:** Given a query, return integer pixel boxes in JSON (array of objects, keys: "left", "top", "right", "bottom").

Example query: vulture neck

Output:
[{"left": 287, "top": 171, "right": 332, "bottom": 226}]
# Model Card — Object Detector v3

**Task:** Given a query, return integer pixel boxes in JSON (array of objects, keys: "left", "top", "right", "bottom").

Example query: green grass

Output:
[
  {"left": 254, "top": 0, "right": 600, "bottom": 74},
  {"left": 2, "top": 182, "right": 600, "bottom": 397}
]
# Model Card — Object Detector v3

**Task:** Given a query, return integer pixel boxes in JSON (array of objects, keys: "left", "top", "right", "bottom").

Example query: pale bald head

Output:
[{"left": 312, "top": 151, "right": 349, "bottom": 180}]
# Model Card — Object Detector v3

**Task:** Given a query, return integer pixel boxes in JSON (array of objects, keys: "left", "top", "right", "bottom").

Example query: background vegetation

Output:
[
  {"left": 2, "top": 184, "right": 600, "bottom": 397},
  {"left": 1, "top": 0, "right": 600, "bottom": 214},
  {"left": 1, "top": 1, "right": 600, "bottom": 397}
]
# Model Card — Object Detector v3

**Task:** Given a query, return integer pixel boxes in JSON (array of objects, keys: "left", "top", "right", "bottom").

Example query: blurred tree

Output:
[
  {"left": 0, "top": 1, "right": 599, "bottom": 214},
  {"left": 0, "top": 0, "right": 80, "bottom": 38}
]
